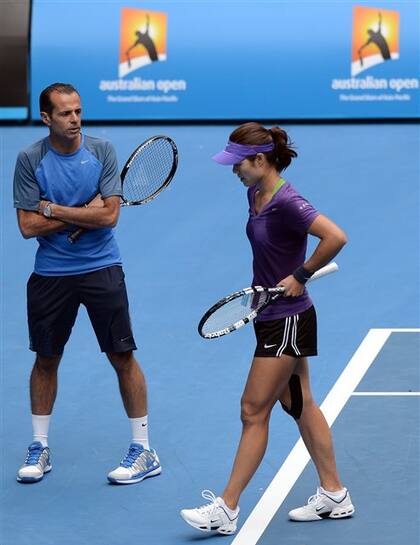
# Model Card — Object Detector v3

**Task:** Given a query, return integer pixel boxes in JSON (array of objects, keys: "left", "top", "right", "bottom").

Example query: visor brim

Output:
[{"left": 212, "top": 150, "right": 243, "bottom": 165}]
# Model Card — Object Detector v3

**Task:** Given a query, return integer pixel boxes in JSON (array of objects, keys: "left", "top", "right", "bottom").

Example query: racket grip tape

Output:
[
  {"left": 67, "top": 202, "right": 92, "bottom": 243},
  {"left": 308, "top": 262, "right": 339, "bottom": 282},
  {"left": 67, "top": 227, "right": 85, "bottom": 244}
]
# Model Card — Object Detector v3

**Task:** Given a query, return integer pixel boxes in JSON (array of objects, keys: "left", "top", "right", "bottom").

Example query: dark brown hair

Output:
[
  {"left": 229, "top": 122, "right": 297, "bottom": 172},
  {"left": 39, "top": 83, "right": 80, "bottom": 115}
]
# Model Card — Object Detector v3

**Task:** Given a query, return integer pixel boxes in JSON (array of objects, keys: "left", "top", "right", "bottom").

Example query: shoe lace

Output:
[
  {"left": 196, "top": 490, "right": 220, "bottom": 514},
  {"left": 120, "top": 444, "right": 144, "bottom": 468},
  {"left": 307, "top": 487, "right": 323, "bottom": 505},
  {"left": 25, "top": 443, "right": 44, "bottom": 465}
]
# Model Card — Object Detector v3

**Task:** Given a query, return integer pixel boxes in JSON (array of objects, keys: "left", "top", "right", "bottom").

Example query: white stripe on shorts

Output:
[
  {"left": 276, "top": 316, "right": 291, "bottom": 357},
  {"left": 291, "top": 314, "right": 301, "bottom": 356}
]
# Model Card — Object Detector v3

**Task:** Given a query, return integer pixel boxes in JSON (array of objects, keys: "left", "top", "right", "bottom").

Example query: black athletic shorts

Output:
[
  {"left": 253, "top": 305, "right": 317, "bottom": 358},
  {"left": 27, "top": 265, "right": 137, "bottom": 357}
]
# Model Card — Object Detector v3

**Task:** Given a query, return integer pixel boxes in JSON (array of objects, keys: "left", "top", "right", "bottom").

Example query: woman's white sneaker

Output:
[
  {"left": 288, "top": 487, "right": 355, "bottom": 521},
  {"left": 180, "top": 490, "right": 239, "bottom": 535}
]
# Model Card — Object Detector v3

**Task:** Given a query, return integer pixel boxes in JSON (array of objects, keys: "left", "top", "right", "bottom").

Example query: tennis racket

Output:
[
  {"left": 198, "top": 262, "right": 339, "bottom": 339},
  {"left": 67, "top": 135, "right": 178, "bottom": 243}
]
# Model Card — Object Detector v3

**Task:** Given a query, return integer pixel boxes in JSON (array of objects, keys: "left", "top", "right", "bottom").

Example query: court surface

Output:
[{"left": 1, "top": 123, "right": 419, "bottom": 545}]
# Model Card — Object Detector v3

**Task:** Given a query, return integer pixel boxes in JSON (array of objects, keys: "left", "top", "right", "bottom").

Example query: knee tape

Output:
[{"left": 280, "top": 374, "right": 303, "bottom": 420}]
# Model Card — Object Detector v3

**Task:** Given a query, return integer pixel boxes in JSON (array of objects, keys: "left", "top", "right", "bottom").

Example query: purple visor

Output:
[{"left": 212, "top": 140, "right": 275, "bottom": 165}]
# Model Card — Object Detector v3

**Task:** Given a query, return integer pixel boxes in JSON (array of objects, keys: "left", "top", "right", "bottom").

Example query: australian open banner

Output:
[{"left": 30, "top": 1, "right": 419, "bottom": 120}]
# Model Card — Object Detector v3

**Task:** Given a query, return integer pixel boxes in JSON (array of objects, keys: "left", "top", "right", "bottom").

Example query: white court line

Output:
[
  {"left": 231, "top": 328, "right": 419, "bottom": 545},
  {"left": 352, "top": 392, "right": 420, "bottom": 396},
  {"left": 377, "top": 328, "right": 420, "bottom": 332}
]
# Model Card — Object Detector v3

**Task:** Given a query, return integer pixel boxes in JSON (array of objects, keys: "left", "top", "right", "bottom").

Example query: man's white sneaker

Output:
[
  {"left": 288, "top": 487, "right": 355, "bottom": 521},
  {"left": 180, "top": 490, "right": 239, "bottom": 535},
  {"left": 17, "top": 441, "right": 52, "bottom": 483},
  {"left": 107, "top": 443, "right": 161, "bottom": 484}
]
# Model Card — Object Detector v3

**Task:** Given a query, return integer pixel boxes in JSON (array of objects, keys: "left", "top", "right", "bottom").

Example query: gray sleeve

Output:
[
  {"left": 13, "top": 151, "right": 41, "bottom": 211},
  {"left": 99, "top": 141, "right": 122, "bottom": 198}
]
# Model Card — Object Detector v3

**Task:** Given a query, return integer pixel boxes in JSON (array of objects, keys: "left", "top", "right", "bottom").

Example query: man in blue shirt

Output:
[{"left": 13, "top": 83, "right": 161, "bottom": 485}]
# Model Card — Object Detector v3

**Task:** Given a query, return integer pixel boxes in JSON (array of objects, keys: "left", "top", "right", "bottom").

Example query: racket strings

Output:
[
  {"left": 201, "top": 290, "right": 270, "bottom": 335},
  {"left": 123, "top": 139, "right": 175, "bottom": 203}
]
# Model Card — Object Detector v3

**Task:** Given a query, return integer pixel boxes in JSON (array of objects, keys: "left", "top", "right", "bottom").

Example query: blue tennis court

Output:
[
  {"left": 1, "top": 122, "right": 419, "bottom": 545},
  {"left": 233, "top": 329, "right": 420, "bottom": 545}
]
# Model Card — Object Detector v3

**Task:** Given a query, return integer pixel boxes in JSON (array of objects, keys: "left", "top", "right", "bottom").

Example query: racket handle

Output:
[
  {"left": 271, "top": 261, "right": 339, "bottom": 300},
  {"left": 67, "top": 195, "right": 102, "bottom": 244},
  {"left": 308, "top": 262, "right": 339, "bottom": 282},
  {"left": 67, "top": 227, "right": 85, "bottom": 244}
]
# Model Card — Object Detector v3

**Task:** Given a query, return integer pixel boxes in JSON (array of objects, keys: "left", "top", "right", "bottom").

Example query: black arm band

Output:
[{"left": 293, "top": 265, "right": 314, "bottom": 285}]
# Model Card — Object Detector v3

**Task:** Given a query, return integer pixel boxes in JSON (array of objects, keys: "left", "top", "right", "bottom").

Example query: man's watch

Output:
[{"left": 43, "top": 203, "right": 53, "bottom": 218}]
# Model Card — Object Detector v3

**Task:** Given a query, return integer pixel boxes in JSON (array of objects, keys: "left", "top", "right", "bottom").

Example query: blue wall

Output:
[{"left": 28, "top": 1, "right": 420, "bottom": 120}]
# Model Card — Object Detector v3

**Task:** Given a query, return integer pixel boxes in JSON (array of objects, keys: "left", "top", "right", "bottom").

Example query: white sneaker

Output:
[
  {"left": 17, "top": 441, "right": 52, "bottom": 483},
  {"left": 180, "top": 490, "right": 239, "bottom": 535},
  {"left": 107, "top": 443, "right": 161, "bottom": 484},
  {"left": 288, "top": 487, "right": 355, "bottom": 521}
]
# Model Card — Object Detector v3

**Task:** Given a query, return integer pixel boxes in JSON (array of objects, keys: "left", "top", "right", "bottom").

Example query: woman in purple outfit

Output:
[{"left": 181, "top": 122, "right": 354, "bottom": 535}]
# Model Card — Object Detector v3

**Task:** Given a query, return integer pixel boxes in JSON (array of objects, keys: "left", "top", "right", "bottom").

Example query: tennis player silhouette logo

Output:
[
  {"left": 358, "top": 12, "right": 391, "bottom": 67},
  {"left": 119, "top": 8, "right": 167, "bottom": 78},
  {"left": 126, "top": 14, "right": 158, "bottom": 68},
  {"left": 351, "top": 6, "right": 399, "bottom": 77}
]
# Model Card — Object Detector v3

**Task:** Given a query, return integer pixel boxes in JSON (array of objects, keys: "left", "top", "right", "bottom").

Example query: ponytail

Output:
[
  {"left": 229, "top": 122, "right": 297, "bottom": 172},
  {"left": 269, "top": 126, "right": 298, "bottom": 171}
]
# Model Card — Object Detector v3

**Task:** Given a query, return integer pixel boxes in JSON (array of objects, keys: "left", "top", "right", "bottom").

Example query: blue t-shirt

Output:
[
  {"left": 246, "top": 181, "right": 319, "bottom": 320},
  {"left": 13, "top": 134, "right": 123, "bottom": 276}
]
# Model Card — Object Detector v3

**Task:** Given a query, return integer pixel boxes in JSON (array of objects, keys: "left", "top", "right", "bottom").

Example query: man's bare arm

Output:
[
  {"left": 17, "top": 209, "right": 69, "bottom": 239},
  {"left": 38, "top": 196, "right": 120, "bottom": 230}
]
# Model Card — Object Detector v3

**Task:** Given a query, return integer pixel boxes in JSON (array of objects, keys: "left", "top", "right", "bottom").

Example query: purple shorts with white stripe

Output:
[{"left": 253, "top": 305, "right": 317, "bottom": 358}]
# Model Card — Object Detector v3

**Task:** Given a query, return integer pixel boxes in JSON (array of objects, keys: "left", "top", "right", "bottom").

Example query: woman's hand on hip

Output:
[{"left": 277, "top": 275, "right": 305, "bottom": 297}]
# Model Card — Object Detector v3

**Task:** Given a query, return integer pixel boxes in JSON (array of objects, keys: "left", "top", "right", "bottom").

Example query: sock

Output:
[
  {"left": 321, "top": 486, "right": 347, "bottom": 501},
  {"left": 219, "top": 497, "right": 239, "bottom": 515},
  {"left": 130, "top": 415, "right": 150, "bottom": 450},
  {"left": 32, "top": 414, "right": 51, "bottom": 447}
]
